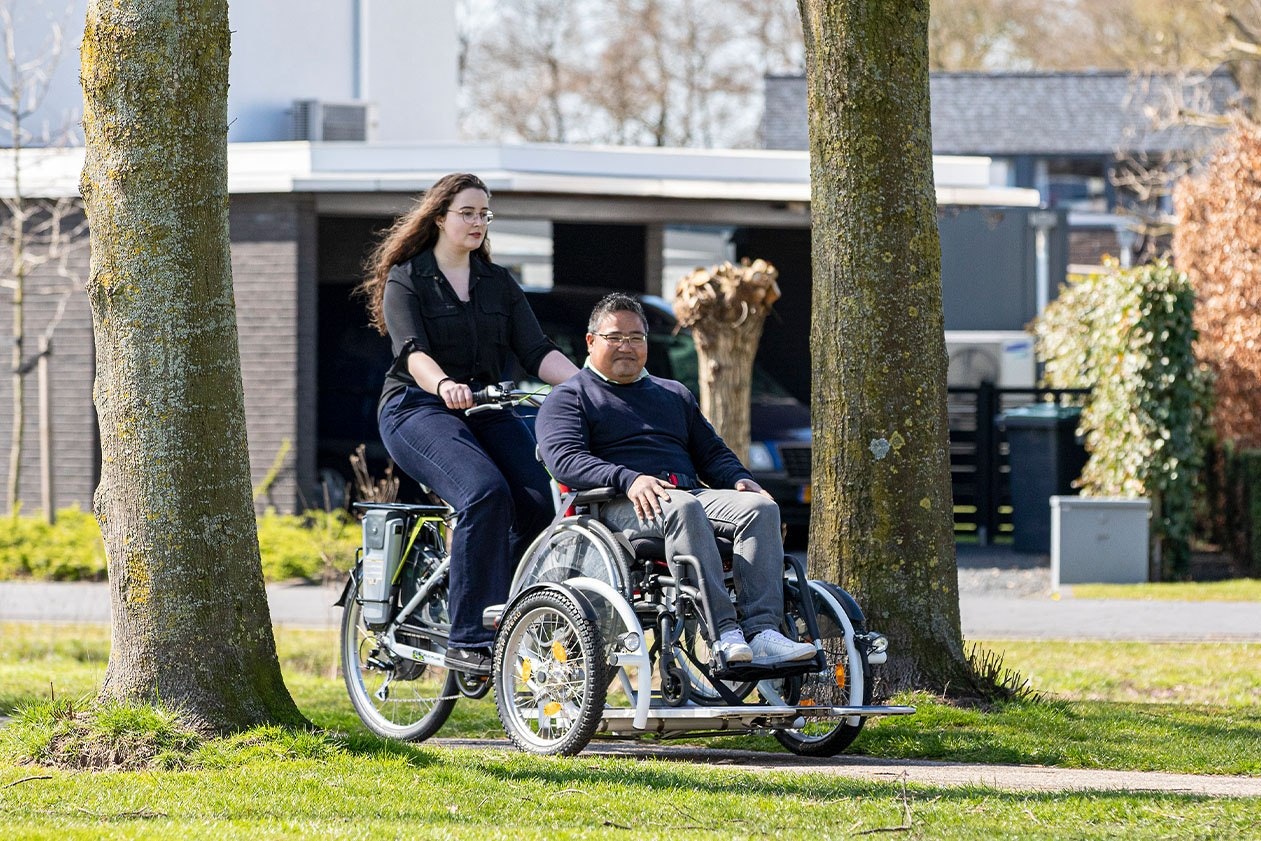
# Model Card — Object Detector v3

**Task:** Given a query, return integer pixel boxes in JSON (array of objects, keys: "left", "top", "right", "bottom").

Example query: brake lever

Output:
[{"left": 464, "top": 403, "right": 507, "bottom": 416}]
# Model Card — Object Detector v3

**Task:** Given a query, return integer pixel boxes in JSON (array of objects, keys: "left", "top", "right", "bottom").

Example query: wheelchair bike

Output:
[
  {"left": 337, "top": 384, "right": 914, "bottom": 755},
  {"left": 482, "top": 487, "right": 914, "bottom": 756}
]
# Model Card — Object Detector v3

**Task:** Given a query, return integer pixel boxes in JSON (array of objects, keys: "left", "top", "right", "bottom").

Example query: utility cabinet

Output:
[{"left": 1050, "top": 496, "right": 1150, "bottom": 589}]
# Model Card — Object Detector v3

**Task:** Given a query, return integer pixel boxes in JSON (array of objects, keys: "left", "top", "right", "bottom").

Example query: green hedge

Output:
[
  {"left": 0, "top": 508, "right": 360, "bottom": 583},
  {"left": 1207, "top": 445, "right": 1261, "bottom": 577},
  {"left": 1034, "top": 259, "right": 1212, "bottom": 578}
]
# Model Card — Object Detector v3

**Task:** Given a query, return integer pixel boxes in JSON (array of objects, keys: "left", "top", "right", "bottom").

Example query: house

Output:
[
  {"left": 2, "top": 3, "right": 1050, "bottom": 515},
  {"left": 762, "top": 70, "right": 1239, "bottom": 265}
]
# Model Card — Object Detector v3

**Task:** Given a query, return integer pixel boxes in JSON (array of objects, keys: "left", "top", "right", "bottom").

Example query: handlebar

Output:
[{"left": 464, "top": 381, "right": 546, "bottom": 415}]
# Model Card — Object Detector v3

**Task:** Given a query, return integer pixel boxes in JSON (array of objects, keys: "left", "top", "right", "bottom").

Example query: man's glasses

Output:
[
  {"left": 594, "top": 332, "right": 648, "bottom": 347},
  {"left": 447, "top": 208, "right": 494, "bottom": 225}
]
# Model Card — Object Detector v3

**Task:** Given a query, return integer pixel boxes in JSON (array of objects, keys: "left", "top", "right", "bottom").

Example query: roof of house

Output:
[{"left": 763, "top": 70, "right": 1241, "bottom": 157}]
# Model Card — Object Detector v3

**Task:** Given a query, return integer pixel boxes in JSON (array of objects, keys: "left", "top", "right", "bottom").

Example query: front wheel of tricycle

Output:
[{"left": 493, "top": 588, "right": 608, "bottom": 756}]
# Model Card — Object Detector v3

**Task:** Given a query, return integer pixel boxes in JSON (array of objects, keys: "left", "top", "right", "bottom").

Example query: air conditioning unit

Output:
[
  {"left": 290, "top": 99, "right": 374, "bottom": 142},
  {"left": 944, "top": 330, "right": 1036, "bottom": 388}
]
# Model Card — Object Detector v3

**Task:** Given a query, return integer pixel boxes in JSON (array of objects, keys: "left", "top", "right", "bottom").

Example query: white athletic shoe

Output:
[
  {"left": 749, "top": 629, "right": 816, "bottom": 665},
  {"left": 712, "top": 629, "right": 753, "bottom": 664}
]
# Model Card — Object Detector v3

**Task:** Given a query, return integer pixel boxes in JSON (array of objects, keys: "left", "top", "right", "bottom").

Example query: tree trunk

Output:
[
  {"left": 673, "top": 259, "right": 780, "bottom": 463},
  {"left": 80, "top": 0, "right": 304, "bottom": 732},
  {"left": 6, "top": 179, "right": 24, "bottom": 516},
  {"left": 798, "top": 0, "right": 979, "bottom": 694}
]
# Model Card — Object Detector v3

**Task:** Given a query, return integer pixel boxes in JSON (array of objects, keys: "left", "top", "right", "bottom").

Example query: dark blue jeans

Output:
[{"left": 379, "top": 387, "right": 553, "bottom": 650}]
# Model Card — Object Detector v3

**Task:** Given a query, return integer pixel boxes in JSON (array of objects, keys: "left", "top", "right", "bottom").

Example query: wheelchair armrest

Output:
[{"left": 570, "top": 486, "right": 619, "bottom": 505}]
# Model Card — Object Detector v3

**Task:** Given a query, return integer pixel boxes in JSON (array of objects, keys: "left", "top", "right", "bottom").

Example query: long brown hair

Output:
[{"left": 358, "top": 172, "right": 492, "bottom": 334}]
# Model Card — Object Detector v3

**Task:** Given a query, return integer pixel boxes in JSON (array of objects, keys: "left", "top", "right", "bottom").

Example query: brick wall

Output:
[
  {"left": 0, "top": 208, "right": 96, "bottom": 515},
  {"left": 0, "top": 195, "right": 317, "bottom": 515},
  {"left": 229, "top": 194, "right": 318, "bottom": 513},
  {"left": 1069, "top": 228, "right": 1121, "bottom": 267}
]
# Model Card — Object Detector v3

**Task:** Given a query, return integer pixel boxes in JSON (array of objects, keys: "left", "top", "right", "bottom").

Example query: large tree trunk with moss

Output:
[
  {"left": 80, "top": 0, "right": 304, "bottom": 732},
  {"left": 799, "top": 0, "right": 979, "bottom": 694}
]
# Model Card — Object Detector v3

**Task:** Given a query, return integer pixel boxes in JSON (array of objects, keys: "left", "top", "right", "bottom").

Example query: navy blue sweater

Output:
[{"left": 536, "top": 368, "right": 754, "bottom": 493}]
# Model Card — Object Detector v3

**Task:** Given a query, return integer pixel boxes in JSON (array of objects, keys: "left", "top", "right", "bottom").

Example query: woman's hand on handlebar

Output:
[{"left": 437, "top": 378, "right": 474, "bottom": 410}]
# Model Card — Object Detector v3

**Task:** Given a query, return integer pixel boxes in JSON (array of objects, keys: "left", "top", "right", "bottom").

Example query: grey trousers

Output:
[{"left": 601, "top": 488, "right": 784, "bottom": 638}]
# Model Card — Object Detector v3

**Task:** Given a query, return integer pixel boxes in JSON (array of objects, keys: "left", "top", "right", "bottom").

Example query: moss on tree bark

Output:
[
  {"left": 799, "top": 0, "right": 982, "bottom": 695},
  {"left": 80, "top": 0, "right": 305, "bottom": 731}
]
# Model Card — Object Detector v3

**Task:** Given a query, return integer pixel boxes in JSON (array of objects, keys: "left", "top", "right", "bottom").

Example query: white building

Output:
[{"left": 11, "top": 0, "right": 458, "bottom": 145}]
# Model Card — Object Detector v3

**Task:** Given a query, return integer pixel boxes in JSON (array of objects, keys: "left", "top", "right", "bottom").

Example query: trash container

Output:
[{"left": 999, "top": 404, "right": 1088, "bottom": 554}]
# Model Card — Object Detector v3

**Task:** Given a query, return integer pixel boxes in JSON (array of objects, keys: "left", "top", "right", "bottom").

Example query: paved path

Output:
[
  {"left": 434, "top": 739, "right": 1261, "bottom": 797},
  {"left": 3, "top": 578, "right": 1258, "bottom": 641}
]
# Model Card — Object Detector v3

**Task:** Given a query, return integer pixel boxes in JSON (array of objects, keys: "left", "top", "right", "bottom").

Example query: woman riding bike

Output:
[{"left": 357, "top": 172, "right": 578, "bottom": 676}]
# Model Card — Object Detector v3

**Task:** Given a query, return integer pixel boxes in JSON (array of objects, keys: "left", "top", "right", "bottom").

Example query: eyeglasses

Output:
[
  {"left": 593, "top": 332, "right": 648, "bottom": 347},
  {"left": 447, "top": 208, "right": 494, "bottom": 225}
]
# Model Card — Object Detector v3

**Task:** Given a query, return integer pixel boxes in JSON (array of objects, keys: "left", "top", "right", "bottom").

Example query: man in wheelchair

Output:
[{"left": 535, "top": 292, "right": 817, "bottom": 668}]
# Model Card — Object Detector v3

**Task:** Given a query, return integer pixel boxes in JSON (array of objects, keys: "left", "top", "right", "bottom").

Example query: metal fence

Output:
[{"left": 948, "top": 384, "right": 1088, "bottom": 544}]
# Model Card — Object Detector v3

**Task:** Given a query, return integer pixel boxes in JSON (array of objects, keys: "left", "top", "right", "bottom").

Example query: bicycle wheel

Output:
[
  {"left": 771, "top": 580, "right": 871, "bottom": 757},
  {"left": 675, "top": 613, "right": 757, "bottom": 704},
  {"left": 340, "top": 573, "right": 458, "bottom": 741},
  {"left": 493, "top": 588, "right": 607, "bottom": 756}
]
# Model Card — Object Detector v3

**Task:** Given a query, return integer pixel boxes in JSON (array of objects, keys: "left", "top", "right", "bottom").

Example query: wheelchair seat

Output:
[{"left": 628, "top": 536, "right": 734, "bottom": 568}]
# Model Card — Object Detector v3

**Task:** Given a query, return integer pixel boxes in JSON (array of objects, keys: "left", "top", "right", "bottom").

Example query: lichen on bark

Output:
[
  {"left": 81, "top": 0, "right": 304, "bottom": 732},
  {"left": 798, "top": 0, "right": 986, "bottom": 696}
]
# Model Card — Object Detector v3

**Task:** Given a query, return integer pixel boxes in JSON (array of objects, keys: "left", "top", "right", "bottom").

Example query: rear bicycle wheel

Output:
[
  {"left": 675, "top": 613, "right": 757, "bottom": 704},
  {"left": 771, "top": 580, "right": 871, "bottom": 757},
  {"left": 340, "top": 574, "right": 458, "bottom": 741}
]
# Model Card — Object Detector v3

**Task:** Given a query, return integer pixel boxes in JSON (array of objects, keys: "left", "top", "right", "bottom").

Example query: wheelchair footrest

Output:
[{"left": 711, "top": 652, "right": 826, "bottom": 682}]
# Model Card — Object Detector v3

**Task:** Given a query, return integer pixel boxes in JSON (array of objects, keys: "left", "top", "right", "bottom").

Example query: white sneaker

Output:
[
  {"left": 749, "top": 629, "right": 816, "bottom": 665},
  {"left": 712, "top": 629, "right": 753, "bottom": 664}
]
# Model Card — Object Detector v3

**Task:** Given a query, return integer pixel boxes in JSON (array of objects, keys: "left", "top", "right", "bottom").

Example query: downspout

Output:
[{"left": 353, "top": 0, "right": 368, "bottom": 100}]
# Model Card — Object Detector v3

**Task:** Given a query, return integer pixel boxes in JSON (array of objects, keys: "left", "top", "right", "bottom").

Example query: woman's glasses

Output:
[{"left": 447, "top": 208, "right": 494, "bottom": 225}]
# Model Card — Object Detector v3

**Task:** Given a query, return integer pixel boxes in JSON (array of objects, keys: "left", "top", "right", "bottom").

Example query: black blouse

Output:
[{"left": 378, "top": 248, "right": 558, "bottom": 414}]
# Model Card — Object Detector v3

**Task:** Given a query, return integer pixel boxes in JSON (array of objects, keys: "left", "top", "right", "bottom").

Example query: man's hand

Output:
[
  {"left": 628, "top": 474, "right": 674, "bottom": 524},
  {"left": 735, "top": 478, "right": 774, "bottom": 501}
]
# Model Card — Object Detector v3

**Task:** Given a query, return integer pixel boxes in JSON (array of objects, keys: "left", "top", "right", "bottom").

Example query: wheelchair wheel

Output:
[
  {"left": 340, "top": 573, "right": 458, "bottom": 742},
  {"left": 772, "top": 580, "right": 872, "bottom": 757},
  {"left": 493, "top": 588, "right": 608, "bottom": 756},
  {"left": 510, "top": 517, "right": 629, "bottom": 600}
]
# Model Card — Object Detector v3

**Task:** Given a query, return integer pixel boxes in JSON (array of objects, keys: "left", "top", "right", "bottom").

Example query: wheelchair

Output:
[{"left": 483, "top": 487, "right": 916, "bottom": 756}]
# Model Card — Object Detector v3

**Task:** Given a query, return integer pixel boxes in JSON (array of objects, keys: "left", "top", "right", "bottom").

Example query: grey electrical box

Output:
[{"left": 1050, "top": 496, "right": 1150, "bottom": 589}]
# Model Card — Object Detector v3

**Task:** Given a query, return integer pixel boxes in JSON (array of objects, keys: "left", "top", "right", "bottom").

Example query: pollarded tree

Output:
[
  {"left": 798, "top": 0, "right": 984, "bottom": 694},
  {"left": 672, "top": 258, "right": 780, "bottom": 463},
  {"left": 80, "top": 0, "right": 304, "bottom": 731}
]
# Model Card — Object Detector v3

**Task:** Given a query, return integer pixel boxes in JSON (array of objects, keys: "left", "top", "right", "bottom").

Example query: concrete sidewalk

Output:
[{"left": 2, "top": 576, "right": 1258, "bottom": 641}]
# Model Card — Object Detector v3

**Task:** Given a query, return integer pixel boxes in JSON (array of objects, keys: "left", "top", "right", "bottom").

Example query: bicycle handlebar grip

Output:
[{"left": 470, "top": 380, "right": 516, "bottom": 405}]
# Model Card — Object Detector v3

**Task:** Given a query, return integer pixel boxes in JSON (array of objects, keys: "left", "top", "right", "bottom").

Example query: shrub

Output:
[
  {"left": 256, "top": 509, "right": 359, "bottom": 581},
  {"left": 0, "top": 508, "right": 359, "bottom": 582},
  {"left": 1033, "top": 258, "right": 1212, "bottom": 578},
  {"left": 1174, "top": 120, "right": 1261, "bottom": 570},
  {"left": 0, "top": 507, "right": 108, "bottom": 580}
]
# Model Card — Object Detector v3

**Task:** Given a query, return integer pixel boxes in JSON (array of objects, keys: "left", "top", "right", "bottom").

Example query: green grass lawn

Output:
[
  {"left": 1070, "top": 578, "right": 1261, "bottom": 602},
  {"left": 2, "top": 623, "right": 1259, "bottom": 839}
]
